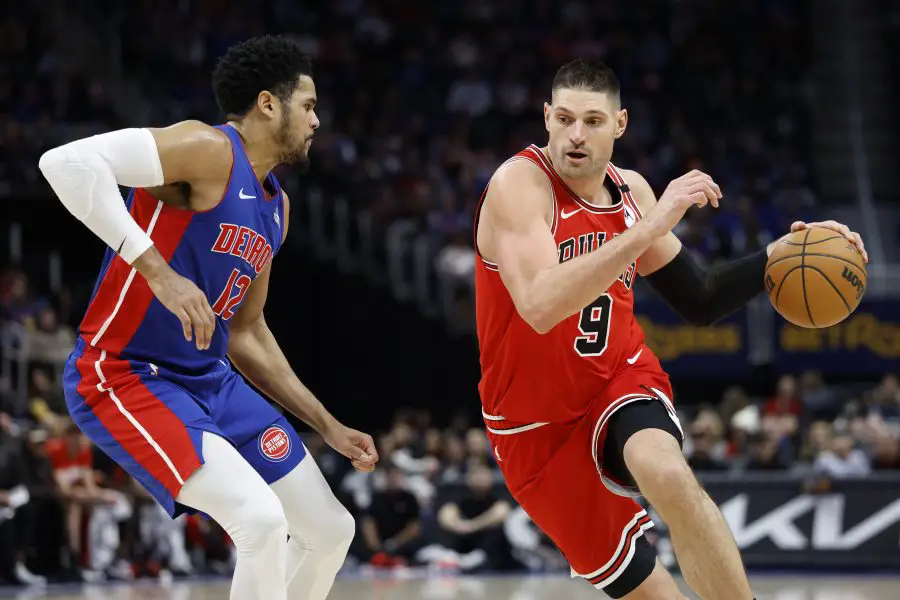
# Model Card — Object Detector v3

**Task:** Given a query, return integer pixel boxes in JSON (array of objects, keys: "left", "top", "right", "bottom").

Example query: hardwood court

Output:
[{"left": 1, "top": 574, "right": 896, "bottom": 599}]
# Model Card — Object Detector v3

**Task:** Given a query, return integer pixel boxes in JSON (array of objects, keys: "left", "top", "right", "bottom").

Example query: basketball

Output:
[{"left": 764, "top": 227, "right": 867, "bottom": 328}]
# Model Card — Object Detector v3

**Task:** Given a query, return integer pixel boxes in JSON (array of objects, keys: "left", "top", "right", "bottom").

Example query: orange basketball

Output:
[{"left": 764, "top": 227, "right": 867, "bottom": 328}]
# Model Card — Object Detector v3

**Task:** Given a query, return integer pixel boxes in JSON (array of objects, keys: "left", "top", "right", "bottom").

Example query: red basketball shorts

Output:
[{"left": 484, "top": 367, "right": 679, "bottom": 594}]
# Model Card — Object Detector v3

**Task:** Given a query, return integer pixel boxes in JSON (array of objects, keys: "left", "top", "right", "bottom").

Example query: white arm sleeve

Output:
[{"left": 38, "top": 128, "right": 166, "bottom": 264}]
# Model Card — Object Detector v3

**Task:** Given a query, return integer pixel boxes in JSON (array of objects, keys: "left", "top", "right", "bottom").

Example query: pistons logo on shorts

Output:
[{"left": 259, "top": 426, "right": 291, "bottom": 462}]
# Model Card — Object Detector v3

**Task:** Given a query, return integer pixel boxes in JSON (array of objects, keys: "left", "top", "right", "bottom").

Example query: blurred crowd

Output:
[
  {"left": 1, "top": 261, "right": 898, "bottom": 586},
  {"left": 5, "top": 1, "right": 819, "bottom": 272},
  {"left": 3, "top": 0, "right": 893, "bottom": 588}
]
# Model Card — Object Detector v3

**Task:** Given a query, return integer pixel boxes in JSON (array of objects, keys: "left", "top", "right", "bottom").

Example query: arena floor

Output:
[{"left": 1, "top": 573, "right": 898, "bottom": 600}]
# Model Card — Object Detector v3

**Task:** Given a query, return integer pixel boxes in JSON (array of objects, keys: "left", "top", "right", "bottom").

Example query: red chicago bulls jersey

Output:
[{"left": 475, "top": 144, "right": 659, "bottom": 425}]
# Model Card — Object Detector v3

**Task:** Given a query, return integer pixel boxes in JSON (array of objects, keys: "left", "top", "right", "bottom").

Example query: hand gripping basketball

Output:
[{"left": 765, "top": 220, "right": 868, "bottom": 328}]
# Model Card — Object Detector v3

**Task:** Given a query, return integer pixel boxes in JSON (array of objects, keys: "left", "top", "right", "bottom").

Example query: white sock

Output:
[
  {"left": 269, "top": 450, "right": 355, "bottom": 600},
  {"left": 176, "top": 432, "right": 288, "bottom": 600}
]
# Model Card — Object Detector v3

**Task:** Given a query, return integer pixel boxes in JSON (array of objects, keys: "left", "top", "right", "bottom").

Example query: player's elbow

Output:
[
  {"left": 519, "top": 304, "right": 557, "bottom": 334},
  {"left": 38, "top": 146, "right": 69, "bottom": 183}
]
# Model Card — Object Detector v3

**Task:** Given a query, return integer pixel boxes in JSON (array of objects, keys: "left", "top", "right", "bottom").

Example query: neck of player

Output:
[
  {"left": 228, "top": 119, "right": 280, "bottom": 184},
  {"left": 562, "top": 169, "right": 614, "bottom": 206}
]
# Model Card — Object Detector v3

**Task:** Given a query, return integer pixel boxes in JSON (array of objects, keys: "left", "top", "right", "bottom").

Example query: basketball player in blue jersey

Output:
[{"left": 38, "top": 36, "right": 374, "bottom": 599}]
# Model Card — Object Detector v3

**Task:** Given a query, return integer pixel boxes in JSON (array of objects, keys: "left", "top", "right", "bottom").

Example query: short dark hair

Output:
[
  {"left": 552, "top": 58, "right": 620, "bottom": 100},
  {"left": 212, "top": 35, "right": 313, "bottom": 117}
]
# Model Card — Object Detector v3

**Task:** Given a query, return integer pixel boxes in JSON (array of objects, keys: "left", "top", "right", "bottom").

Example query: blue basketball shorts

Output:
[{"left": 62, "top": 337, "right": 306, "bottom": 517}]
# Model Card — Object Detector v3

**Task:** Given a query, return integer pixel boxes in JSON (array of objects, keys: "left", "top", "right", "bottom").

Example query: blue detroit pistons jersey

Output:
[{"left": 78, "top": 124, "right": 285, "bottom": 373}]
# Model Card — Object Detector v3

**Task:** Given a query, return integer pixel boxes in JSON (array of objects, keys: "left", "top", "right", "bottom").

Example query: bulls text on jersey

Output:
[{"left": 557, "top": 231, "right": 637, "bottom": 290}]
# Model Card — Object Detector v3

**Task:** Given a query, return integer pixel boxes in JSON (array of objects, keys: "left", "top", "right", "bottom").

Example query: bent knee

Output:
[
  {"left": 289, "top": 504, "right": 355, "bottom": 555},
  {"left": 318, "top": 506, "right": 356, "bottom": 553},
  {"left": 334, "top": 506, "right": 356, "bottom": 548},
  {"left": 623, "top": 429, "right": 696, "bottom": 501},
  {"left": 235, "top": 493, "right": 288, "bottom": 551}
]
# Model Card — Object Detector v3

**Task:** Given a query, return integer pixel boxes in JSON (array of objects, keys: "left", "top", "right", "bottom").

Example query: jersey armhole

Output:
[
  {"left": 607, "top": 163, "right": 643, "bottom": 219},
  {"left": 473, "top": 156, "right": 558, "bottom": 269}
]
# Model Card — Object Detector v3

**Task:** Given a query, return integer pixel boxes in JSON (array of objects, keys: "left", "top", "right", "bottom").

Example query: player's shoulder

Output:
[
  {"left": 488, "top": 153, "right": 553, "bottom": 200},
  {"left": 150, "top": 120, "right": 232, "bottom": 159},
  {"left": 174, "top": 120, "right": 230, "bottom": 146},
  {"left": 147, "top": 120, "right": 233, "bottom": 182},
  {"left": 483, "top": 156, "right": 555, "bottom": 226}
]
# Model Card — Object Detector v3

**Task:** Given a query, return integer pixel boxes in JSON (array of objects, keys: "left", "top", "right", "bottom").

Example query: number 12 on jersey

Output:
[
  {"left": 574, "top": 294, "right": 613, "bottom": 356},
  {"left": 212, "top": 268, "right": 252, "bottom": 320}
]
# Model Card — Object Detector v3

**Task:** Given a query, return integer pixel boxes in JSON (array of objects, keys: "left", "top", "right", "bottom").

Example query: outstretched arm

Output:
[
  {"left": 628, "top": 170, "right": 867, "bottom": 326},
  {"left": 228, "top": 193, "right": 377, "bottom": 472}
]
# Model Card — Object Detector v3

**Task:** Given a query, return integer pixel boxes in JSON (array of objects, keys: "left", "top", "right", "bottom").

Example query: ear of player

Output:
[{"left": 765, "top": 226, "right": 868, "bottom": 329}]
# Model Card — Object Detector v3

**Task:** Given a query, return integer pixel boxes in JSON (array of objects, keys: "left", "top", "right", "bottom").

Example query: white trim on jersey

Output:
[
  {"left": 485, "top": 421, "right": 551, "bottom": 435},
  {"left": 481, "top": 410, "right": 506, "bottom": 421},
  {"left": 91, "top": 199, "right": 164, "bottom": 346},
  {"left": 93, "top": 350, "right": 187, "bottom": 485},
  {"left": 482, "top": 409, "right": 551, "bottom": 435},
  {"left": 569, "top": 509, "right": 655, "bottom": 588},
  {"left": 526, "top": 145, "right": 625, "bottom": 215}
]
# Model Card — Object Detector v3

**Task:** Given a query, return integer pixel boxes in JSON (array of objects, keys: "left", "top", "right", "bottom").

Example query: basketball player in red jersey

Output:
[{"left": 474, "top": 59, "right": 867, "bottom": 599}]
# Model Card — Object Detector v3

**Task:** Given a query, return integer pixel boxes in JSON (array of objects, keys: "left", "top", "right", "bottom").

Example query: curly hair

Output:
[{"left": 212, "top": 35, "right": 313, "bottom": 117}]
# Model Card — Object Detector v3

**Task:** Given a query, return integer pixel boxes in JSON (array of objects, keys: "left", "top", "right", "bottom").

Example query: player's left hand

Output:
[
  {"left": 323, "top": 422, "right": 379, "bottom": 472},
  {"left": 773, "top": 220, "right": 868, "bottom": 263}
]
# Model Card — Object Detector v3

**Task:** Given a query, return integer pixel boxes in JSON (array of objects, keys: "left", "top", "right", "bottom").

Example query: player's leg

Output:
[
  {"left": 213, "top": 371, "right": 355, "bottom": 599},
  {"left": 270, "top": 453, "right": 355, "bottom": 599},
  {"left": 63, "top": 348, "right": 289, "bottom": 600},
  {"left": 175, "top": 432, "right": 288, "bottom": 600},
  {"left": 607, "top": 396, "right": 754, "bottom": 600},
  {"left": 490, "top": 419, "right": 685, "bottom": 600}
]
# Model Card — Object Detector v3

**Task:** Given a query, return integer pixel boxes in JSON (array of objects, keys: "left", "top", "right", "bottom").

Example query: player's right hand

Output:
[
  {"left": 644, "top": 170, "right": 722, "bottom": 236},
  {"left": 145, "top": 266, "right": 216, "bottom": 351}
]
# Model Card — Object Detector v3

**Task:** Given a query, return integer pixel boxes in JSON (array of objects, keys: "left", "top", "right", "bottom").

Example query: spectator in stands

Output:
[
  {"left": 813, "top": 433, "right": 871, "bottom": 479},
  {"left": 869, "top": 374, "right": 900, "bottom": 421},
  {"left": 684, "top": 407, "right": 729, "bottom": 472},
  {"left": 0, "top": 412, "right": 45, "bottom": 586},
  {"left": 799, "top": 371, "right": 837, "bottom": 421},
  {"left": 25, "top": 305, "right": 74, "bottom": 367},
  {"left": 464, "top": 428, "right": 496, "bottom": 471},
  {"left": 718, "top": 387, "right": 757, "bottom": 459},
  {"left": 762, "top": 375, "right": 802, "bottom": 454},
  {"left": 799, "top": 420, "right": 834, "bottom": 462},
  {"left": 718, "top": 386, "right": 751, "bottom": 431},
  {"left": 359, "top": 463, "right": 423, "bottom": 567},
  {"left": 388, "top": 420, "right": 439, "bottom": 508},
  {"left": 46, "top": 421, "right": 132, "bottom": 580},
  {"left": 28, "top": 367, "right": 67, "bottom": 435},
  {"left": 743, "top": 431, "right": 792, "bottom": 471},
  {"left": 437, "top": 434, "right": 469, "bottom": 485},
  {"left": 765, "top": 375, "right": 803, "bottom": 420},
  {"left": 0, "top": 269, "right": 39, "bottom": 325},
  {"left": 436, "top": 464, "right": 514, "bottom": 572},
  {"left": 869, "top": 432, "right": 900, "bottom": 470}
]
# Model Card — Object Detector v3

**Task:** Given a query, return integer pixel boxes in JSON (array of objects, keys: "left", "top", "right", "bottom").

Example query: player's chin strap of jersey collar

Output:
[{"left": 643, "top": 246, "right": 768, "bottom": 327}]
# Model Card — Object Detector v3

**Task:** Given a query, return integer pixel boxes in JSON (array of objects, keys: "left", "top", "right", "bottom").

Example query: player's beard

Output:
[{"left": 276, "top": 111, "right": 312, "bottom": 173}]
